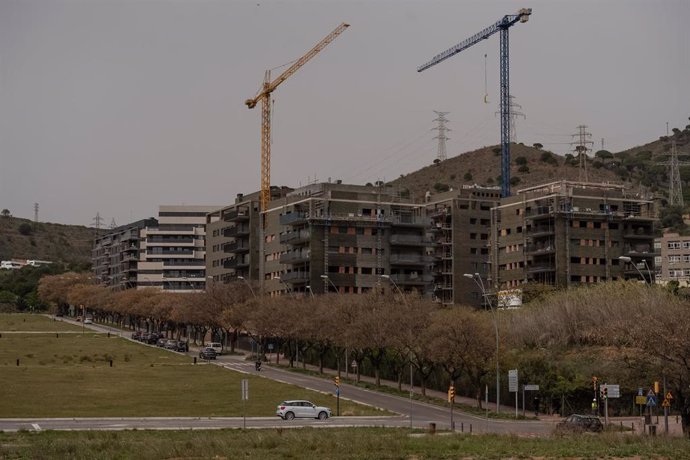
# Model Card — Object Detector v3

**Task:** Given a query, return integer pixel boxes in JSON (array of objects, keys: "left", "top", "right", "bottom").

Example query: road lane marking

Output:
[{"left": 31, "top": 423, "right": 41, "bottom": 431}]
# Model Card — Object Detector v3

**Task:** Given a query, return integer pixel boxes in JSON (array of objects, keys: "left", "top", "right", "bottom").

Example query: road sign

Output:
[
  {"left": 662, "top": 398, "right": 671, "bottom": 408},
  {"left": 241, "top": 379, "right": 249, "bottom": 401},
  {"left": 267, "top": 343, "right": 274, "bottom": 350},
  {"left": 635, "top": 395, "right": 647, "bottom": 405},
  {"left": 508, "top": 369, "right": 518, "bottom": 392},
  {"left": 666, "top": 392, "right": 673, "bottom": 400},
  {"left": 524, "top": 384, "right": 539, "bottom": 391},
  {"left": 638, "top": 387, "right": 644, "bottom": 396},
  {"left": 646, "top": 392, "right": 657, "bottom": 407},
  {"left": 600, "top": 384, "right": 620, "bottom": 398}
]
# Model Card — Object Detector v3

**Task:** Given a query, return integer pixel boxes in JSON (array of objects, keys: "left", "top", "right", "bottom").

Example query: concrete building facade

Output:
[
  {"left": 425, "top": 185, "right": 501, "bottom": 306},
  {"left": 262, "top": 182, "right": 432, "bottom": 298},
  {"left": 655, "top": 232, "right": 690, "bottom": 285},
  {"left": 92, "top": 218, "right": 158, "bottom": 289},
  {"left": 138, "top": 205, "right": 219, "bottom": 292},
  {"left": 490, "top": 181, "right": 656, "bottom": 290}
]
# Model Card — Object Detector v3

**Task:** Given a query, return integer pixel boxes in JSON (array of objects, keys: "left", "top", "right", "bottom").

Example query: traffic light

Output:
[
  {"left": 592, "top": 376, "right": 598, "bottom": 391},
  {"left": 603, "top": 387, "right": 608, "bottom": 399},
  {"left": 654, "top": 381, "right": 659, "bottom": 394},
  {"left": 448, "top": 385, "right": 455, "bottom": 403},
  {"left": 334, "top": 376, "right": 340, "bottom": 387}
]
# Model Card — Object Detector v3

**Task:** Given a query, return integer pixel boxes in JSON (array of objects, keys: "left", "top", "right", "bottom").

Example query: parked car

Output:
[
  {"left": 146, "top": 333, "right": 160, "bottom": 345},
  {"left": 164, "top": 339, "right": 178, "bottom": 350},
  {"left": 83, "top": 318, "right": 93, "bottom": 324},
  {"left": 131, "top": 331, "right": 142, "bottom": 340},
  {"left": 276, "top": 400, "right": 331, "bottom": 420},
  {"left": 157, "top": 338, "right": 167, "bottom": 347},
  {"left": 206, "top": 342, "right": 223, "bottom": 355},
  {"left": 199, "top": 347, "right": 217, "bottom": 360},
  {"left": 176, "top": 341, "right": 189, "bottom": 353},
  {"left": 555, "top": 414, "right": 604, "bottom": 433}
]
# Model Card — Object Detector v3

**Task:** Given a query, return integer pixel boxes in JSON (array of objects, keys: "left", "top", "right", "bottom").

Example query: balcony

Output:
[
  {"left": 390, "top": 273, "right": 433, "bottom": 285},
  {"left": 279, "top": 251, "right": 310, "bottom": 265},
  {"left": 391, "top": 215, "right": 426, "bottom": 227},
  {"left": 280, "top": 230, "right": 310, "bottom": 245},
  {"left": 526, "top": 264, "right": 556, "bottom": 274},
  {"left": 224, "top": 241, "right": 250, "bottom": 253},
  {"left": 389, "top": 235, "right": 432, "bottom": 246},
  {"left": 525, "top": 244, "right": 555, "bottom": 255},
  {"left": 527, "top": 226, "right": 555, "bottom": 238},
  {"left": 223, "top": 209, "right": 250, "bottom": 222},
  {"left": 390, "top": 254, "right": 433, "bottom": 266},
  {"left": 224, "top": 226, "right": 250, "bottom": 238},
  {"left": 281, "top": 271, "right": 309, "bottom": 283},
  {"left": 279, "top": 212, "right": 308, "bottom": 226},
  {"left": 223, "top": 258, "right": 249, "bottom": 269}
]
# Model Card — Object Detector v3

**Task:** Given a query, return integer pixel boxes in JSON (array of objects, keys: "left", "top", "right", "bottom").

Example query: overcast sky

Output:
[{"left": 2, "top": 0, "right": 689, "bottom": 226}]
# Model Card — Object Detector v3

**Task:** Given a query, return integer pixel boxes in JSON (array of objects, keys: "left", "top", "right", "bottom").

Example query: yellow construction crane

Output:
[{"left": 245, "top": 22, "right": 349, "bottom": 212}]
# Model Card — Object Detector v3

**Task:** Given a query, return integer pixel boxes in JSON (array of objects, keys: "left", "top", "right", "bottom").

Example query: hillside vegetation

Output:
[
  {"left": 0, "top": 215, "right": 93, "bottom": 269},
  {"left": 391, "top": 120, "right": 690, "bottom": 205}
]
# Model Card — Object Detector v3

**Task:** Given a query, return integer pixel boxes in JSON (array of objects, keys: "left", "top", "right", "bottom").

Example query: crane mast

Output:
[
  {"left": 418, "top": 8, "right": 531, "bottom": 198},
  {"left": 246, "top": 23, "right": 349, "bottom": 212}
]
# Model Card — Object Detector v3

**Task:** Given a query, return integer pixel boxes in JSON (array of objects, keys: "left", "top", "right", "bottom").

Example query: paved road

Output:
[{"left": 0, "top": 317, "right": 558, "bottom": 434}]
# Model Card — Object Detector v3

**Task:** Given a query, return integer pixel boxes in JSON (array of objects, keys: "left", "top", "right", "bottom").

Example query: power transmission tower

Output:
[
  {"left": 657, "top": 140, "right": 690, "bottom": 207},
  {"left": 432, "top": 111, "right": 451, "bottom": 162},
  {"left": 571, "top": 125, "right": 594, "bottom": 182},
  {"left": 92, "top": 212, "right": 104, "bottom": 237},
  {"left": 495, "top": 95, "right": 526, "bottom": 142},
  {"left": 34, "top": 203, "right": 38, "bottom": 223},
  {"left": 109, "top": 218, "right": 117, "bottom": 229}
]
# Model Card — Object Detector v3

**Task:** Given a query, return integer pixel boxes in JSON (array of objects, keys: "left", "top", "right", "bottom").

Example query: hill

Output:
[
  {"left": 391, "top": 121, "right": 690, "bottom": 204},
  {"left": 0, "top": 215, "right": 94, "bottom": 270}
]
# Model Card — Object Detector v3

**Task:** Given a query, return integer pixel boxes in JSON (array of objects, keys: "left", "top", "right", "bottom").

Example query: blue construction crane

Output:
[{"left": 418, "top": 8, "right": 532, "bottom": 198}]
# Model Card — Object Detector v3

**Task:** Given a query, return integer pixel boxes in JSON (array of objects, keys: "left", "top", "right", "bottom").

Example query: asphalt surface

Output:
[{"left": 6, "top": 317, "right": 678, "bottom": 435}]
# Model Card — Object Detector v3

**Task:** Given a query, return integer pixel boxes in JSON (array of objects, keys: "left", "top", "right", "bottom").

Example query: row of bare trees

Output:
[{"left": 36, "top": 274, "right": 690, "bottom": 434}]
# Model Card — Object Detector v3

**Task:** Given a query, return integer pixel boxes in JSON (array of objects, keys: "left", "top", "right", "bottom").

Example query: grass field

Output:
[
  {"left": 0, "top": 314, "right": 383, "bottom": 418},
  {"left": 1, "top": 428, "right": 689, "bottom": 460},
  {"left": 0, "top": 314, "right": 82, "bottom": 332}
]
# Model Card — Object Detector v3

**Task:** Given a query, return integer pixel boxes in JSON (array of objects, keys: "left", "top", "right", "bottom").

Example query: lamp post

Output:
[
  {"left": 273, "top": 276, "right": 296, "bottom": 299},
  {"left": 320, "top": 274, "right": 339, "bottom": 294},
  {"left": 618, "top": 256, "right": 649, "bottom": 284},
  {"left": 464, "top": 272, "right": 500, "bottom": 414},
  {"left": 237, "top": 276, "right": 256, "bottom": 298},
  {"left": 381, "top": 274, "right": 414, "bottom": 427},
  {"left": 305, "top": 285, "right": 315, "bottom": 299}
]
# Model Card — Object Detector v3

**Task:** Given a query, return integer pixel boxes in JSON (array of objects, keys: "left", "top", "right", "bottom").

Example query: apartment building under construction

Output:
[
  {"left": 262, "top": 182, "right": 432, "bottom": 297},
  {"left": 425, "top": 185, "right": 501, "bottom": 306},
  {"left": 490, "top": 181, "right": 656, "bottom": 289}
]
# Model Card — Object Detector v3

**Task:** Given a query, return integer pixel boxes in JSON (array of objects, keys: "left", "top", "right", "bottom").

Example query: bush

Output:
[
  {"left": 433, "top": 183, "right": 450, "bottom": 193},
  {"left": 18, "top": 223, "right": 32, "bottom": 236},
  {"left": 464, "top": 172, "right": 473, "bottom": 181},
  {"left": 539, "top": 151, "right": 558, "bottom": 165},
  {"left": 515, "top": 156, "right": 528, "bottom": 166},
  {"left": 518, "top": 165, "right": 530, "bottom": 173},
  {"left": 594, "top": 150, "right": 613, "bottom": 159},
  {"left": 592, "top": 160, "right": 604, "bottom": 169},
  {"left": 510, "top": 176, "right": 521, "bottom": 186}
]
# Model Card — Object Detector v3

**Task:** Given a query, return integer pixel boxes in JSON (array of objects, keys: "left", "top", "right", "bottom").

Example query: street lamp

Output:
[
  {"left": 237, "top": 276, "right": 256, "bottom": 298},
  {"left": 618, "top": 256, "right": 649, "bottom": 284},
  {"left": 464, "top": 272, "right": 501, "bottom": 414},
  {"left": 382, "top": 274, "right": 414, "bottom": 427},
  {"left": 380, "top": 274, "right": 405, "bottom": 300},
  {"left": 273, "top": 276, "right": 296, "bottom": 299},
  {"left": 305, "top": 285, "right": 315, "bottom": 299},
  {"left": 320, "top": 274, "right": 339, "bottom": 294}
]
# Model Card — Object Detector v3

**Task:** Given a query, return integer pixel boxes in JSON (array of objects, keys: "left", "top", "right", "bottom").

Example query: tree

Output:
[
  {"left": 515, "top": 156, "right": 528, "bottom": 166},
  {"left": 463, "top": 172, "right": 473, "bottom": 181},
  {"left": 532, "top": 143, "right": 543, "bottom": 150},
  {"left": 1, "top": 209, "right": 10, "bottom": 218},
  {"left": 594, "top": 150, "right": 613, "bottom": 159},
  {"left": 18, "top": 223, "right": 32, "bottom": 236}
]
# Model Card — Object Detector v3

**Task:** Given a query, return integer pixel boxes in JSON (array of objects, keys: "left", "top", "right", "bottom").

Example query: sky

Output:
[{"left": 2, "top": 0, "right": 689, "bottom": 226}]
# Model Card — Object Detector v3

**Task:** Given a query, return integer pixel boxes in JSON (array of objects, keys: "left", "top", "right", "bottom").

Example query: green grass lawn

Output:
[
  {"left": 1, "top": 428, "right": 689, "bottom": 460},
  {"left": 0, "top": 313, "right": 82, "bottom": 332},
  {"left": 0, "top": 314, "right": 383, "bottom": 418}
]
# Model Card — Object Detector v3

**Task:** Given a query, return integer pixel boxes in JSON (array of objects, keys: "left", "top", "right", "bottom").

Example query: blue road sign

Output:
[
  {"left": 336, "top": 388, "right": 340, "bottom": 397},
  {"left": 646, "top": 392, "right": 657, "bottom": 407}
]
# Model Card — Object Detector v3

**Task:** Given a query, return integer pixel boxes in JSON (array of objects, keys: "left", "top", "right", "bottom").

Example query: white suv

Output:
[{"left": 276, "top": 400, "right": 331, "bottom": 420}]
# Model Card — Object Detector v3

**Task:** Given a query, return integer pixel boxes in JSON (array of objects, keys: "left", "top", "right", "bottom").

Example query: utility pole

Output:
[
  {"left": 34, "top": 203, "right": 38, "bottom": 223},
  {"left": 657, "top": 141, "right": 690, "bottom": 207},
  {"left": 571, "top": 125, "right": 593, "bottom": 182},
  {"left": 432, "top": 111, "right": 451, "bottom": 162},
  {"left": 495, "top": 95, "right": 526, "bottom": 142}
]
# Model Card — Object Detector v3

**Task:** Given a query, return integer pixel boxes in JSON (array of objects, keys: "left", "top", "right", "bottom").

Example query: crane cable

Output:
[{"left": 484, "top": 53, "right": 489, "bottom": 104}]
